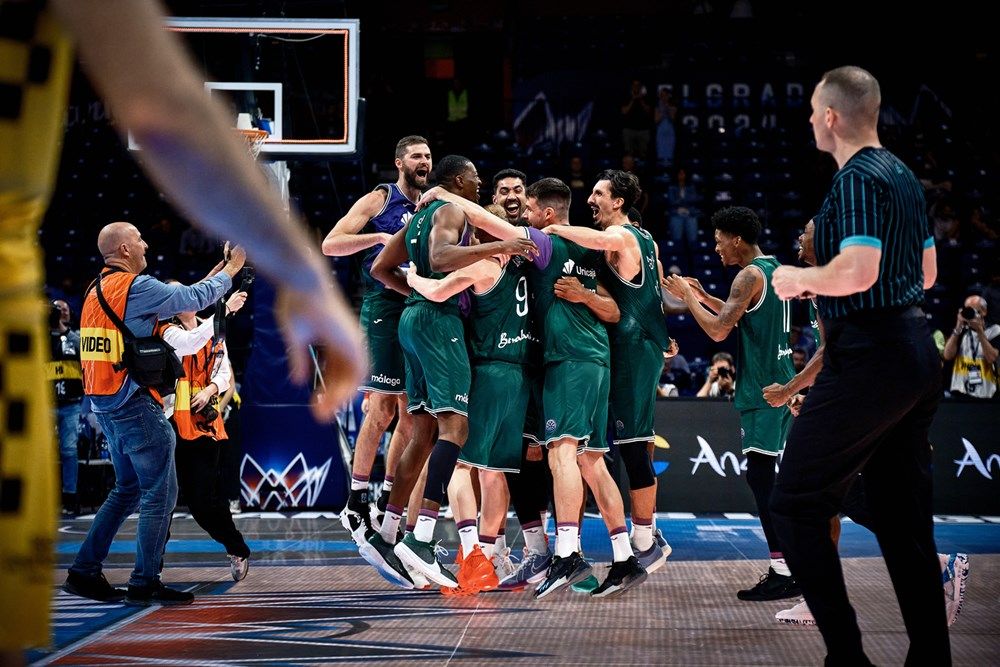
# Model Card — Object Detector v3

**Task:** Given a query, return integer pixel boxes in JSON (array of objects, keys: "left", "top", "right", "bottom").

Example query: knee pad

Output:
[{"left": 620, "top": 443, "right": 655, "bottom": 490}]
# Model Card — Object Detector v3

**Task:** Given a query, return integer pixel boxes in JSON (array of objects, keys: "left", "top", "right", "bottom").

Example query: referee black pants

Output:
[{"left": 770, "top": 309, "right": 950, "bottom": 666}]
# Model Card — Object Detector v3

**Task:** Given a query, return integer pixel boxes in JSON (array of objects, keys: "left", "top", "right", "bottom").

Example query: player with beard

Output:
[
  {"left": 492, "top": 168, "right": 528, "bottom": 223},
  {"left": 322, "top": 136, "right": 432, "bottom": 544},
  {"left": 544, "top": 170, "right": 671, "bottom": 577},
  {"left": 364, "top": 156, "right": 538, "bottom": 588},
  {"left": 417, "top": 178, "right": 648, "bottom": 599}
]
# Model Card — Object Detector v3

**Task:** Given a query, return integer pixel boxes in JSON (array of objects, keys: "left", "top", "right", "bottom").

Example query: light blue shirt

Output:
[{"left": 90, "top": 272, "right": 232, "bottom": 413}]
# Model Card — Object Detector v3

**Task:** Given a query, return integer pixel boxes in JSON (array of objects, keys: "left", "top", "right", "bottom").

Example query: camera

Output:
[
  {"left": 961, "top": 306, "right": 978, "bottom": 320},
  {"left": 48, "top": 302, "right": 63, "bottom": 329},
  {"left": 196, "top": 397, "right": 220, "bottom": 422},
  {"left": 717, "top": 366, "right": 732, "bottom": 379}
]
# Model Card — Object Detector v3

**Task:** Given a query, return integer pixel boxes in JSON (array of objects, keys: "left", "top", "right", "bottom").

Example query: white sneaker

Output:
[
  {"left": 941, "top": 553, "right": 970, "bottom": 627},
  {"left": 775, "top": 599, "right": 815, "bottom": 626},
  {"left": 492, "top": 547, "right": 518, "bottom": 581},
  {"left": 229, "top": 554, "right": 249, "bottom": 582},
  {"left": 229, "top": 500, "right": 241, "bottom": 515}
]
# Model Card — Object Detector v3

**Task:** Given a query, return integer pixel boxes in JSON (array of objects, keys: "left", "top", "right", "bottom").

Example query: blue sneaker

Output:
[
  {"left": 634, "top": 540, "right": 666, "bottom": 574},
  {"left": 534, "top": 552, "right": 592, "bottom": 599},
  {"left": 359, "top": 531, "right": 414, "bottom": 589},
  {"left": 499, "top": 548, "right": 552, "bottom": 591}
]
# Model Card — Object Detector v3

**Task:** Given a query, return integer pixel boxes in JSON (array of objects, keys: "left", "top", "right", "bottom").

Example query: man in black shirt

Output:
[{"left": 48, "top": 300, "right": 83, "bottom": 515}]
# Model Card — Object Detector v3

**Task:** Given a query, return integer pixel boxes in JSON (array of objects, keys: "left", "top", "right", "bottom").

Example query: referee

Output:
[{"left": 770, "top": 66, "right": 948, "bottom": 666}]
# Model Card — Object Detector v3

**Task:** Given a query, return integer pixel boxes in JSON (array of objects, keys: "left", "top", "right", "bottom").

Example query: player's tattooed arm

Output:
[{"left": 666, "top": 266, "right": 760, "bottom": 342}]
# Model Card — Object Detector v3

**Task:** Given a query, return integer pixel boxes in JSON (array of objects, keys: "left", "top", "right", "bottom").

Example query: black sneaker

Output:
[
  {"left": 737, "top": 567, "right": 801, "bottom": 601},
  {"left": 125, "top": 581, "right": 195, "bottom": 607},
  {"left": 591, "top": 556, "right": 647, "bottom": 598},
  {"left": 340, "top": 489, "right": 373, "bottom": 546},
  {"left": 534, "top": 552, "right": 592, "bottom": 599},
  {"left": 63, "top": 571, "right": 125, "bottom": 603}
]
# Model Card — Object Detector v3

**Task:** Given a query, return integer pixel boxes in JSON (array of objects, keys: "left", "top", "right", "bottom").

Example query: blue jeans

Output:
[
  {"left": 56, "top": 403, "right": 81, "bottom": 494},
  {"left": 70, "top": 390, "right": 177, "bottom": 588},
  {"left": 670, "top": 215, "right": 697, "bottom": 247}
]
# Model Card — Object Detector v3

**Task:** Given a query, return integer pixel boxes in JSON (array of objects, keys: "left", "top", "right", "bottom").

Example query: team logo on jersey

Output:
[
  {"left": 646, "top": 254, "right": 656, "bottom": 272},
  {"left": 562, "top": 259, "right": 575, "bottom": 275},
  {"left": 373, "top": 318, "right": 383, "bottom": 324},
  {"left": 545, "top": 419, "right": 557, "bottom": 433},
  {"left": 401, "top": 211, "right": 414, "bottom": 226}
]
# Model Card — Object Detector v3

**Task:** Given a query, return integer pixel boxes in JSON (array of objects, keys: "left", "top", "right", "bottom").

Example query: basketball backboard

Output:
[{"left": 130, "top": 17, "right": 359, "bottom": 158}]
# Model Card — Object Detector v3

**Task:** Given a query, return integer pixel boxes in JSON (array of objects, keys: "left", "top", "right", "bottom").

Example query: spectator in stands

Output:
[
  {"left": 565, "top": 155, "right": 590, "bottom": 224},
  {"left": 930, "top": 197, "right": 961, "bottom": 245},
  {"left": 666, "top": 167, "right": 703, "bottom": 249},
  {"left": 943, "top": 295, "right": 999, "bottom": 399},
  {"left": 791, "top": 347, "right": 807, "bottom": 373},
  {"left": 968, "top": 204, "right": 998, "bottom": 244},
  {"left": 982, "top": 259, "right": 1000, "bottom": 326},
  {"left": 654, "top": 87, "right": 677, "bottom": 168},
  {"left": 621, "top": 79, "right": 652, "bottom": 159},
  {"left": 621, "top": 154, "right": 649, "bottom": 215},
  {"left": 49, "top": 300, "right": 83, "bottom": 516},
  {"left": 659, "top": 352, "right": 691, "bottom": 397},
  {"left": 697, "top": 352, "right": 735, "bottom": 398}
]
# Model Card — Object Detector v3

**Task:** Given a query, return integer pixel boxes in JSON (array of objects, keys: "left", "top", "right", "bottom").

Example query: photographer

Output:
[
  {"left": 48, "top": 300, "right": 83, "bottom": 515},
  {"left": 156, "top": 280, "right": 251, "bottom": 582},
  {"left": 943, "top": 295, "right": 999, "bottom": 399},
  {"left": 696, "top": 352, "right": 736, "bottom": 398}
]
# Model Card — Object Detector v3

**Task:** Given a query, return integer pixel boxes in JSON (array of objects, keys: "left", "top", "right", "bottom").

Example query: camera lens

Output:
[
  {"left": 961, "top": 306, "right": 977, "bottom": 320},
  {"left": 718, "top": 367, "right": 731, "bottom": 378}
]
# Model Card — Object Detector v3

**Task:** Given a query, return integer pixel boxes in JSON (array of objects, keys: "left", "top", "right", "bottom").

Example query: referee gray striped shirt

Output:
[{"left": 813, "top": 146, "right": 933, "bottom": 321}]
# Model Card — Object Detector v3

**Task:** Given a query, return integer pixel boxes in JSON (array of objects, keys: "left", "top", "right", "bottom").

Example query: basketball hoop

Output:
[{"left": 235, "top": 128, "right": 269, "bottom": 159}]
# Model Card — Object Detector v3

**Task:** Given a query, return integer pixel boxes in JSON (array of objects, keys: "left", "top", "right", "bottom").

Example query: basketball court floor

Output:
[{"left": 31, "top": 513, "right": 1000, "bottom": 665}]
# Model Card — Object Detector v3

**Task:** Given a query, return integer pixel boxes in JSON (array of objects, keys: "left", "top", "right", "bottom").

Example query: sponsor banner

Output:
[{"left": 652, "top": 399, "right": 998, "bottom": 514}]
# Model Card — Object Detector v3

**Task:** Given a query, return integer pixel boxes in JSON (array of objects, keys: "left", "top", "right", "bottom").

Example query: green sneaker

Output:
[
  {"left": 570, "top": 574, "right": 599, "bottom": 594},
  {"left": 394, "top": 532, "right": 458, "bottom": 588}
]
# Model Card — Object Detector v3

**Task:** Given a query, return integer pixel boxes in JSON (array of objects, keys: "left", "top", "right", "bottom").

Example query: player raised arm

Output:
[
  {"left": 428, "top": 203, "right": 537, "bottom": 273},
  {"left": 418, "top": 186, "right": 525, "bottom": 241}
]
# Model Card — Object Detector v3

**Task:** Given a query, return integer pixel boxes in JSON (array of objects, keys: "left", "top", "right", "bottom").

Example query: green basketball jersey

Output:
[
  {"left": 809, "top": 299, "right": 822, "bottom": 346},
  {"left": 404, "top": 200, "right": 465, "bottom": 312},
  {"left": 530, "top": 234, "right": 610, "bottom": 366},
  {"left": 468, "top": 257, "right": 536, "bottom": 364},
  {"left": 602, "top": 224, "right": 670, "bottom": 350},
  {"left": 734, "top": 255, "right": 795, "bottom": 412}
]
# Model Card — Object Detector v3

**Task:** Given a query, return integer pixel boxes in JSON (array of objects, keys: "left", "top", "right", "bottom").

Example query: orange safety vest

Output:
[
  {"left": 80, "top": 270, "right": 138, "bottom": 396},
  {"left": 157, "top": 321, "right": 228, "bottom": 442}
]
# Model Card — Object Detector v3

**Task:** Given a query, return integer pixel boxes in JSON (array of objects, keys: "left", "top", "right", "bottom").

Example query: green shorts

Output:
[
  {"left": 609, "top": 336, "right": 662, "bottom": 444},
  {"left": 459, "top": 361, "right": 531, "bottom": 473},
  {"left": 399, "top": 302, "right": 470, "bottom": 416},
  {"left": 358, "top": 291, "right": 406, "bottom": 394},
  {"left": 740, "top": 406, "right": 792, "bottom": 456},
  {"left": 541, "top": 360, "right": 610, "bottom": 452}
]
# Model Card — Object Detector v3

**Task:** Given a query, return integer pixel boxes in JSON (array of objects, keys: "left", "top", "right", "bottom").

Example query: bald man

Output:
[{"left": 64, "top": 222, "right": 246, "bottom": 607}]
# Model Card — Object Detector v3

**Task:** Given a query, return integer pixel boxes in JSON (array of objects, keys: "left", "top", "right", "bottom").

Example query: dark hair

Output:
[
  {"left": 627, "top": 207, "right": 643, "bottom": 227},
  {"left": 431, "top": 155, "right": 473, "bottom": 186},
  {"left": 711, "top": 351, "right": 734, "bottom": 367},
  {"left": 596, "top": 169, "right": 641, "bottom": 212},
  {"left": 492, "top": 168, "right": 527, "bottom": 192},
  {"left": 711, "top": 206, "right": 761, "bottom": 244},
  {"left": 395, "top": 135, "right": 429, "bottom": 159},
  {"left": 525, "top": 177, "right": 571, "bottom": 214}
]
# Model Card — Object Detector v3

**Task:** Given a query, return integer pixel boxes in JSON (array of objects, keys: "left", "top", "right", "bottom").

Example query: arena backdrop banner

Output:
[{"left": 649, "top": 399, "right": 998, "bottom": 515}]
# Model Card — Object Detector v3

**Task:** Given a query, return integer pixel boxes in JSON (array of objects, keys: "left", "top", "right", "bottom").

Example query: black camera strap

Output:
[{"left": 90, "top": 271, "right": 139, "bottom": 371}]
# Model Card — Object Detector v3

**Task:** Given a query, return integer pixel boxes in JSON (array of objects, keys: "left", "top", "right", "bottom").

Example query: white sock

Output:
[
  {"left": 480, "top": 538, "right": 496, "bottom": 559},
  {"left": 610, "top": 530, "right": 634, "bottom": 562},
  {"left": 523, "top": 522, "right": 547, "bottom": 555},
  {"left": 771, "top": 557, "right": 792, "bottom": 576},
  {"left": 458, "top": 525, "right": 478, "bottom": 555},
  {"left": 496, "top": 533, "right": 507, "bottom": 554},
  {"left": 651, "top": 514, "right": 657, "bottom": 532},
  {"left": 379, "top": 509, "right": 402, "bottom": 544},
  {"left": 414, "top": 510, "right": 437, "bottom": 543},
  {"left": 351, "top": 475, "right": 368, "bottom": 491},
  {"left": 382, "top": 477, "right": 394, "bottom": 493},
  {"left": 555, "top": 523, "right": 579, "bottom": 558},
  {"left": 632, "top": 521, "right": 654, "bottom": 551}
]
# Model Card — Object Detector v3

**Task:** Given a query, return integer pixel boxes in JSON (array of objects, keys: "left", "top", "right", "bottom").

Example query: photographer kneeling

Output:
[
  {"left": 944, "top": 295, "right": 999, "bottom": 400},
  {"left": 156, "top": 275, "right": 251, "bottom": 582}
]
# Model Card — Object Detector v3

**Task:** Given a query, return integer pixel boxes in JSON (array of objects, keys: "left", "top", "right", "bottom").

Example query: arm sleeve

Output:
[
  {"left": 209, "top": 343, "right": 232, "bottom": 394},
  {"left": 129, "top": 273, "right": 233, "bottom": 319},
  {"left": 834, "top": 171, "right": 884, "bottom": 251},
  {"left": 525, "top": 227, "right": 553, "bottom": 269},
  {"left": 160, "top": 318, "right": 216, "bottom": 357}
]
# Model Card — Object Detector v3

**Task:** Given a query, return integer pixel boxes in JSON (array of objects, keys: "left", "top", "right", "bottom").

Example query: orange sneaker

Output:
[
  {"left": 459, "top": 545, "right": 499, "bottom": 593},
  {"left": 455, "top": 546, "right": 465, "bottom": 568}
]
